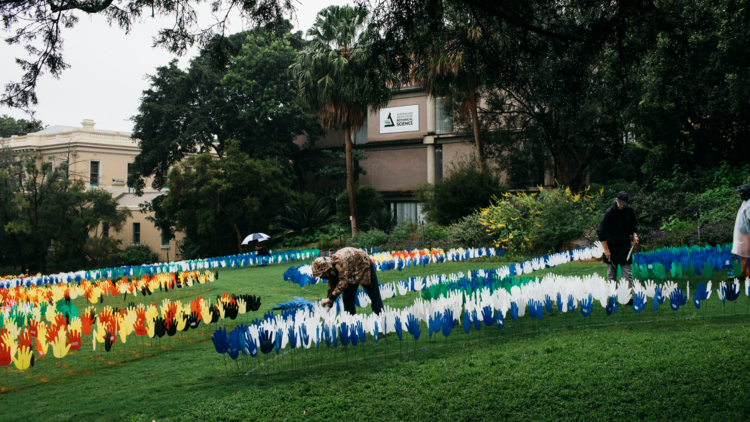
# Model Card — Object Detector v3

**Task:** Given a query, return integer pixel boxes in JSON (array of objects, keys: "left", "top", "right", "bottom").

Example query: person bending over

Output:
[
  {"left": 311, "top": 247, "right": 384, "bottom": 316},
  {"left": 733, "top": 184, "right": 750, "bottom": 279}
]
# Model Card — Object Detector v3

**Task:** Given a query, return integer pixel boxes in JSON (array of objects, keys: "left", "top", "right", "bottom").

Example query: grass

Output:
[{"left": 1, "top": 260, "right": 749, "bottom": 421}]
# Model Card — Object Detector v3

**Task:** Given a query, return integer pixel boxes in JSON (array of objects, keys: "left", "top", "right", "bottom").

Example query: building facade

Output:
[
  {"left": 303, "top": 89, "right": 478, "bottom": 224},
  {"left": 2, "top": 120, "right": 183, "bottom": 262}
]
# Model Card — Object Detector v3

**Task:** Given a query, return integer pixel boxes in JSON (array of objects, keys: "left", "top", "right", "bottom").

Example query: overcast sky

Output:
[{"left": 0, "top": 0, "right": 351, "bottom": 133}]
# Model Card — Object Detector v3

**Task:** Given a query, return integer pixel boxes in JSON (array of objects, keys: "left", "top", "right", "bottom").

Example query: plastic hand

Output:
[
  {"left": 17, "top": 330, "right": 32, "bottom": 349},
  {"left": 339, "top": 323, "right": 350, "bottom": 346},
  {"left": 237, "top": 298, "right": 247, "bottom": 315},
  {"left": 51, "top": 331, "right": 71, "bottom": 358},
  {"left": 35, "top": 337, "right": 48, "bottom": 358},
  {"left": 406, "top": 314, "right": 421, "bottom": 341},
  {"left": 0, "top": 343, "right": 11, "bottom": 367},
  {"left": 227, "top": 329, "right": 240, "bottom": 360},
  {"left": 66, "top": 329, "right": 82, "bottom": 351},
  {"left": 395, "top": 316, "right": 403, "bottom": 340},
  {"left": 13, "top": 346, "right": 33, "bottom": 370},
  {"left": 211, "top": 327, "right": 229, "bottom": 354}
]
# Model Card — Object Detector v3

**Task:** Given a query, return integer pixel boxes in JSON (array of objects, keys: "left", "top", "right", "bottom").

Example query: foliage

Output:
[
  {"left": 0, "top": 114, "right": 43, "bottom": 138},
  {"left": 273, "top": 194, "right": 336, "bottom": 239},
  {"left": 114, "top": 245, "right": 153, "bottom": 267},
  {"left": 0, "top": 155, "right": 130, "bottom": 271},
  {"left": 367, "top": 206, "right": 398, "bottom": 233},
  {"left": 446, "top": 214, "right": 494, "bottom": 248},
  {"left": 347, "top": 229, "right": 390, "bottom": 249},
  {"left": 289, "top": 4, "right": 397, "bottom": 233},
  {"left": 82, "top": 237, "right": 123, "bottom": 269},
  {"left": 479, "top": 186, "right": 606, "bottom": 254},
  {"left": 161, "top": 139, "right": 296, "bottom": 258},
  {"left": 336, "top": 184, "right": 386, "bottom": 231},
  {"left": 631, "top": 0, "right": 750, "bottom": 175},
  {"left": 1, "top": 0, "right": 293, "bottom": 111},
  {"left": 314, "top": 148, "right": 368, "bottom": 184},
  {"left": 418, "top": 155, "right": 505, "bottom": 225},
  {"left": 129, "top": 26, "right": 320, "bottom": 193}
]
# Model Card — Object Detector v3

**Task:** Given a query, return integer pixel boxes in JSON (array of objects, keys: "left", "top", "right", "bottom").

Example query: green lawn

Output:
[{"left": 1, "top": 260, "right": 749, "bottom": 421}]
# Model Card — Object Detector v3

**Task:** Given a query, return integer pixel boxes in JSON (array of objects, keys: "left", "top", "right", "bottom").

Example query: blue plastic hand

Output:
[
  {"left": 669, "top": 288, "right": 683, "bottom": 311},
  {"left": 544, "top": 295, "right": 552, "bottom": 314},
  {"left": 632, "top": 292, "right": 645, "bottom": 314},
  {"left": 463, "top": 310, "right": 472, "bottom": 334},
  {"left": 567, "top": 295, "right": 577, "bottom": 313},
  {"left": 482, "top": 306, "right": 494, "bottom": 327},
  {"left": 557, "top": 293, "right": 563, "bottom": 313},
  {"left": 356, "top": 321, "right": 366, "bottom": 343},
  {"left": 211, "top": 327, "right": 229, "bottom": 354},
  {"left": 374, "top": 322, "right": 379, "bottom": 345},
  {"left": 441, "top": 309, "right": 455, "bottom": 337},
  {"left": 259, "top": 328, "right": 275, "bottom": 354},
  {"left": 472, "top": 310, "right": 481, "bottom": 331},
  {"left": 655, "top": 285, "right": 665, "bottom": 305},
  {"left": 299, "top": 325, "right": 309, "bottom": 348},
  {"left": 331, "top": 325, "right": 338, "bottom": 348},
  {"left": 495, "top": 310, "right": 504, "bottom": 329},
  {"left": 395, "top": 316, "right": 403, "bottom": 340},
  {"left": 287, "top": 325, "right": 298, "bottom": 350},
  {"left": 227, "top": 329, "right": 240, "bottom": 360},
  {"left": 726, "top": 283, "right": 741, "bottom": 302},
  {"left": 432, "top": 311, "right": 443, "bottom": 334},
  {"left": 350, "top": 325, "right": 358, "bottom": 347},
  {"left": 406, "top": 313, "right": 421, "bottom": 341},
  {"left": 510, "top": 302, "right": 518, "bottom": 322},
  {"left": 606, "top": 295, "right": 614, "bottom": 316},
  {"left": 246, "top": 331, "right": 257, "bottom": 357},
  {"left": 339, "top": 322, "right": 350, "bottom": 346},
  {"left": 274, "top": 329, "right": 282, "bottom": 355},
  {"left": 581, "top": 294, "right": 592, "bottom": 317}
]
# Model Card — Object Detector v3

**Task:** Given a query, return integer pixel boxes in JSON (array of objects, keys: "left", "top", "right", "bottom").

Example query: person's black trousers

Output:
[{"left": 342, "top": 263, "right": 384, "bottom": 315}]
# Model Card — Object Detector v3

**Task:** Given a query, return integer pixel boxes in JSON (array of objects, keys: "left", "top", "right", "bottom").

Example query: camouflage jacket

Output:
[{"left": 327, "top": 247, "right": 372, "bottom": 301}]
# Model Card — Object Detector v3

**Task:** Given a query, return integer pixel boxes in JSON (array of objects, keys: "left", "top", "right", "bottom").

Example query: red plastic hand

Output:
[
  {"left": 66, "top": 330, "right": 82, "bottom": 351},
  {"left": 0, "top": 344, "right": 11, "bottom": 367},
  {"left": 28, "top": 320, "right": 39, "bottom": 338},
  {"left": 81, "top": 312, "right": 95, "bottom": 336},
  {"left": 17, "top": 331, "right": 32, "bottom": 349}
]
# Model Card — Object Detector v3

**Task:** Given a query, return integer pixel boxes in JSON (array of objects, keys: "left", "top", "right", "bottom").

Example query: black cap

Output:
[{"left": 616, "top": 191, "right": 629, "bottom": 206}]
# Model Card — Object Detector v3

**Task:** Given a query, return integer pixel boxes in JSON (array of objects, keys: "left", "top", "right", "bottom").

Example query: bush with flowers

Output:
[{"left": 478, "top": 186, "right": 608, "bottom": 254}]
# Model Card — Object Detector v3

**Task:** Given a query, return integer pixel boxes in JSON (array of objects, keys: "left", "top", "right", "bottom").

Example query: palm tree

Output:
[
  {"left": 412, "top": 6, "right": 488, "bottom": 166},
  {"left": 290, "top": 5, "right": 396, "bottom": 234}
]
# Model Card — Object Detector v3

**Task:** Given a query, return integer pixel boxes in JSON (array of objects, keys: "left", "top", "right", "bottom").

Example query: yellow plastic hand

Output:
[
  {"left": 2, "top": 332, "right": 18, "bottom": 359},
  {"left": 237, "top": 298, "right": 247, "bottom": 315},
  {"left": 217, "top": 302, "right": 225, "bottom": 320},
  {"left": 117, "top": 323, "right": 128, "bottom": 344},
  {"left": 13, "top": 346, "right": 33, "bottom": 370},
  {"left": 35, "top": 337, "right": 49, "bottom": 358},
  {"left": 176, "top": 313, "right": 187, "bottom": 331},
  {"left": 69, "top": 317, "right": 82, "bottom": 333},
  {"left": 146, "top": 318, "right": 156, "bottom": 339},
  {"left": 37, "top": 322, "right": 48, "bottom": 344},
  {"left": 7, "top": 321, "right": 21, "bottom": 342},
  {"left": 95, "top": 324, "right": 106, "bottom": 344},
  {"left": 51, "top": 331, "right": 71, "bottom": 359}
]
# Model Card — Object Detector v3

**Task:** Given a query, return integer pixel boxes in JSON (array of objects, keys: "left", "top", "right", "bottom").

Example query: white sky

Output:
[{"left": 0, "top": 0, "right": 351, "bottom": 133}]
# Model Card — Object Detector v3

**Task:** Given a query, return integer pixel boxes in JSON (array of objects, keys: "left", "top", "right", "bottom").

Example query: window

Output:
[
  {"left": 102, "top": 223, "right": 109, "bottom": 238},
  {"left": 354, "top": 114, "right": 368, "bottom": 144},
  {"left": 133, "top": 223, "right": 140, "bottom": 245},
  {"left": 161, "top": 231, "right": 170, "bottom": 246},
  {"left": 392, "top": 202, "right": 426, "bottom": 225},
  {"left": 435, "top": 98, "right": 453, "bottom": 134},
  {"left": 127, "top": 163, "right": 133, "bottom": 187},
  {"left": 90, "top": 161, "right": 100, "bottom": 186}
]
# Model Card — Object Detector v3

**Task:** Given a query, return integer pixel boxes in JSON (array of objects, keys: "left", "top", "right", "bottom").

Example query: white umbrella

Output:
[{"left": 241, "top": 233, "right": 270, "bottom": 245}]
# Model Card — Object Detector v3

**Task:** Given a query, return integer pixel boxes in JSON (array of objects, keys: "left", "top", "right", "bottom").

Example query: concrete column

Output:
[
  {"left": 427, "top": 95, "right": 436, "bottom": 135},
  {"left": 427, "top": 144, "right": 436, "bottom": 184}
]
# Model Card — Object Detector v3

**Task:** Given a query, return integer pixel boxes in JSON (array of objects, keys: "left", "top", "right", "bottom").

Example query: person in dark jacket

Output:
[{"left": 598, "top": 191, "right": 639, "bottom": 301}]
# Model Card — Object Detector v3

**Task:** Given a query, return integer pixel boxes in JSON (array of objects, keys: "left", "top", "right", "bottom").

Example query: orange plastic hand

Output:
[
  {"left": 35, "top": 337, "right": 48, "bottom": 358},
  {"left": 17, "top": 330, "right": 32, "bottom": 349}
]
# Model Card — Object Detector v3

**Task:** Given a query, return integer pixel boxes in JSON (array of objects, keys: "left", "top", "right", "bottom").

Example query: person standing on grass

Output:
[
  {"left": 598, "top": 191, "right": 639, "bottom": 305},
  {"left": 732, "top": 184, "right": 750, "bottom": 279},
  {"left": 312, "top": 247, "right": 384, "bottom": 317}
]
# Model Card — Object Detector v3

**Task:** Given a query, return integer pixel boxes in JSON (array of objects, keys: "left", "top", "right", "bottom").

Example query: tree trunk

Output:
[
  {"left": 468, "top": 74, "right": 485, "bottom": 167},
  {"left": 344, "top": 125, "right": 359, "bottom": 234},
  {"left": 234, "top": 223, "right": 243, "bottom": 253}
]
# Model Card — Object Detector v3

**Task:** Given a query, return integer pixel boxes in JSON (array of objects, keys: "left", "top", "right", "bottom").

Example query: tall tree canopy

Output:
[
  {"left": 289, "top": 4, "right": 397, "bottom": 233},
  {"left": 128, "top": 23, "right": 320, "bottom": 193},
  {"left": 0, "top": 115, "right": 44, "bottom": 138},
  {"left": 160, "top": 140, "right": 295, "bottom": 258},
  {"left": 0, "top": 155, "right": 130, "bottom": 271},
  {"left": 1, "top": 0, "right": 295, "bottom": 112}
]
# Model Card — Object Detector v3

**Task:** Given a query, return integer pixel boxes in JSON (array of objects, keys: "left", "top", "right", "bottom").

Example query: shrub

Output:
[
  {"left": 83, "top": 237, "right": 123, "bottom": 268},
  {"left": 418, "top": 155, "right": 505, "bottom": 225},
  {"left": 337, "top": 184, "right": 385, "bottom": 230},
  {"left": 274, "top": 193, "right": 336, "bottom": 239},
  {"left": 348, "top": 229, "right": 389, "bottom": 249},
  {"left": 446, "top": 214, "right": 494, "bottom": 248},
  {"left": 115, "top": 245, "right": 153, "bottom": 266}
]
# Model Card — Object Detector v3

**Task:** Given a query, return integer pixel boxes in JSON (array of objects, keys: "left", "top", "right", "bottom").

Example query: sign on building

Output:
[{"left": 379, "top": 105, "right": 420, "bottom": 134}]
